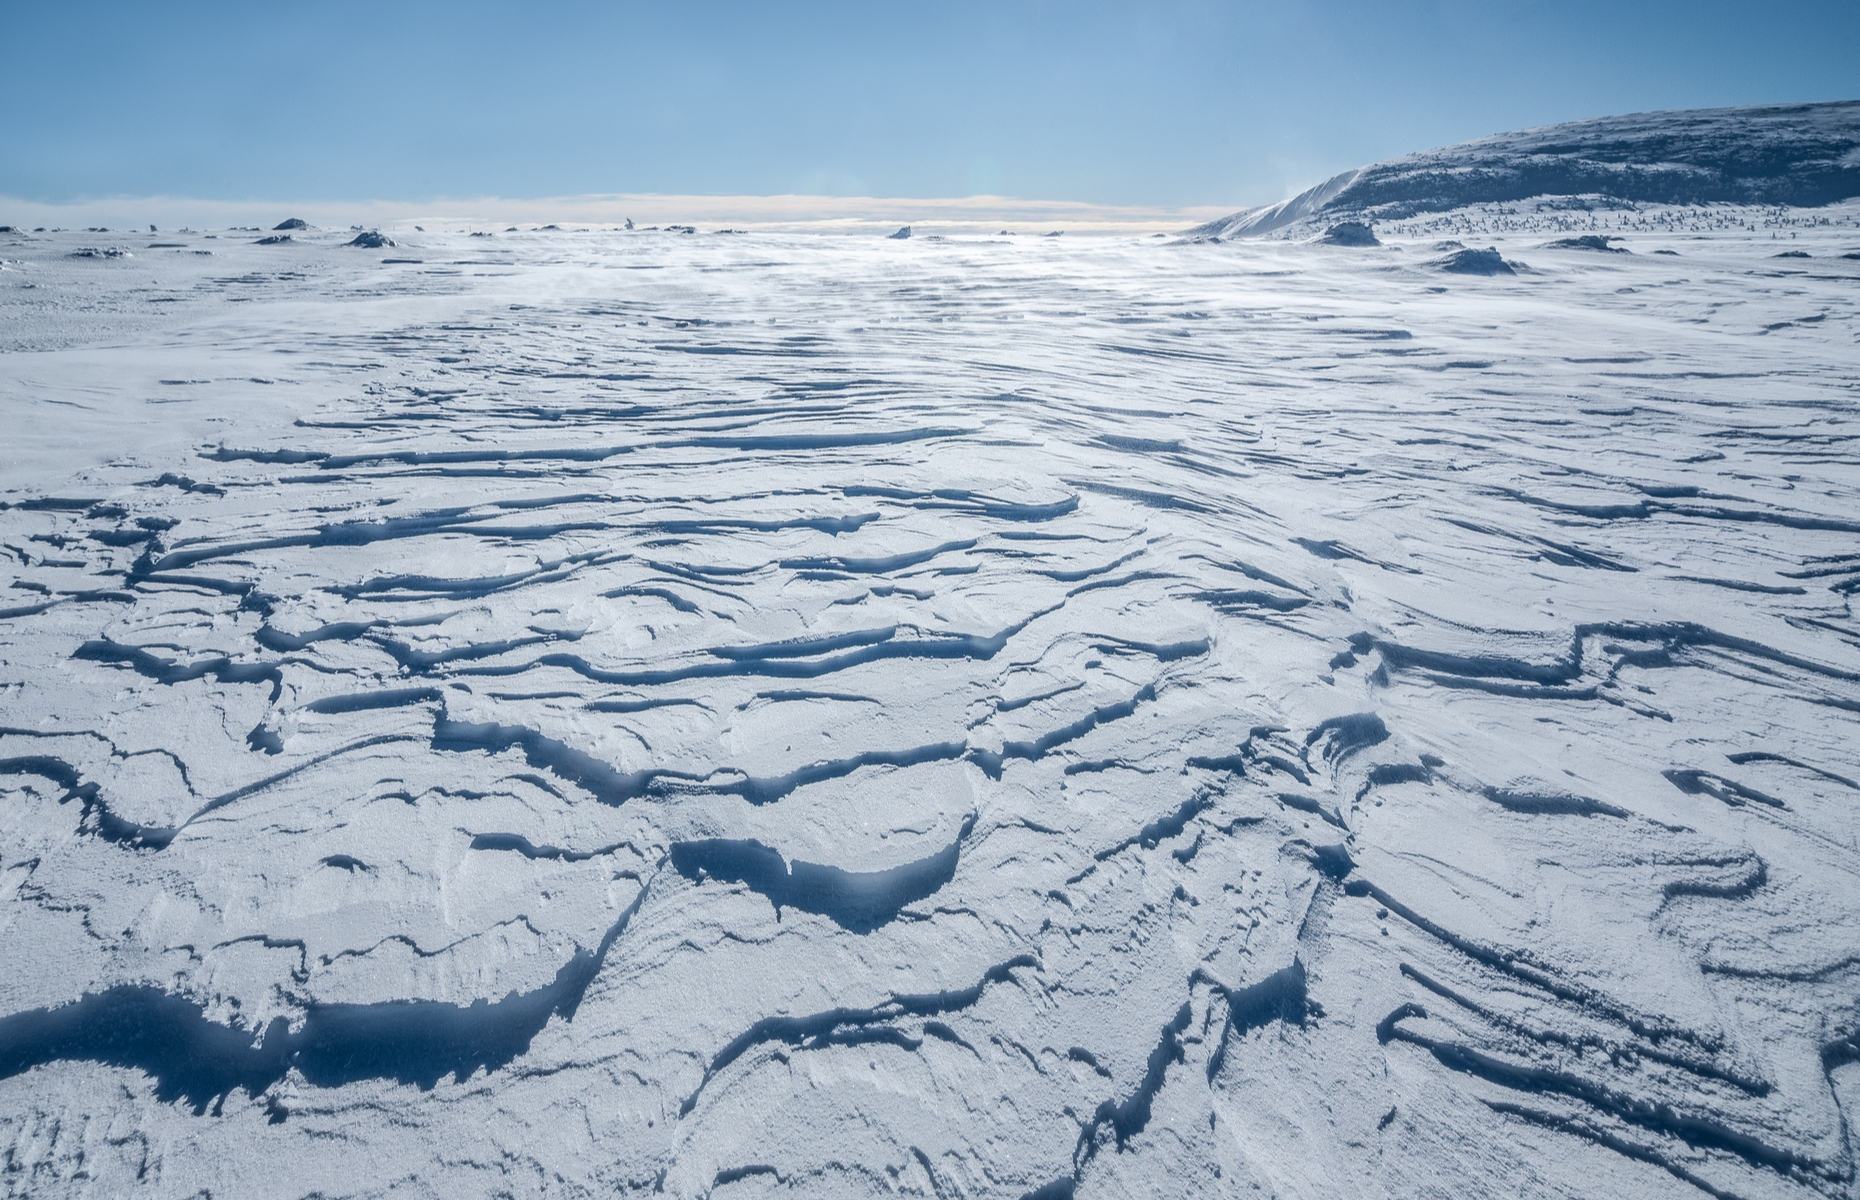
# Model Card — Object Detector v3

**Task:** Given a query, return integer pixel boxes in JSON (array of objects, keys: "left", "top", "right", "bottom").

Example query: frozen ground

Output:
[{"left": 1, "top": 207, "right": 1859, "bottom": 1199}]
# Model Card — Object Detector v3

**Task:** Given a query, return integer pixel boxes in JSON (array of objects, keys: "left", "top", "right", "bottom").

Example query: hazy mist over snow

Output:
[{"left": 0, "top": 193, "right": 1235, "bottom": 240}]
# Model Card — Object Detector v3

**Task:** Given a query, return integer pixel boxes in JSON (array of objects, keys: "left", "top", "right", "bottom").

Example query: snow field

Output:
[{"left": 0, "top": 216, "right": 1858, "bottom": 1198}]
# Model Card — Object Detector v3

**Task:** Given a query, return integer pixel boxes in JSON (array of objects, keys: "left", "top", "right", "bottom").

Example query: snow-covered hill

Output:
[
  {"left": 1191, "top": 100, "right": 1860, "bottom": 239},
  {"left": 0, "top": 199, "right": 1858, "bottom": 1199}
]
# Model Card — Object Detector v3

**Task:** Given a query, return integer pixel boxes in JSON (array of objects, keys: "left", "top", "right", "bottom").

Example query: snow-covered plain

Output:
[{"left": 2, "top": 208, "right": 1860, "bottom": 1200}]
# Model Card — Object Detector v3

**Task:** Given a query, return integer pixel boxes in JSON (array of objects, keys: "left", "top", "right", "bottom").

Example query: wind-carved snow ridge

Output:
[
  {"left": 668, "top": 814, "right": 975, "bottom": 931},
  {"left": 2, "top": 172, "right": 1860, "bottom": 1197},
  {"left": 0, "top": 877, "right": 650, "bottom": 1115}
]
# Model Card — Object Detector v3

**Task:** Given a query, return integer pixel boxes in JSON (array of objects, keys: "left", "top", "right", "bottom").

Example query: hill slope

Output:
[{"left": 1193, "top": 99, "right": 1860, "bottom": 238}]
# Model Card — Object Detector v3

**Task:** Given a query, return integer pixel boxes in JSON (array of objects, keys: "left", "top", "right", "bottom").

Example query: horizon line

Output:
[{"left": 0, "top": 190, "right": 1252, "bottom": 235}]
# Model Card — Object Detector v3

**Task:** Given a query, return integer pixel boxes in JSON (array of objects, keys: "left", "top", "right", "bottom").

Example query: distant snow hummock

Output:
[
  {"left": 1545, "top": 233, "right": 1630, "bottom": 252},
  {"left": 1318, "top": 220, "right": 1379, "bottom": 246},
  {"left": 1438, "top": 245, "right": 1516, "bottom": 273}
]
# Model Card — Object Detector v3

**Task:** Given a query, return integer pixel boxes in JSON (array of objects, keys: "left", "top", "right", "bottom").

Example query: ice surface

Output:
[{"left": 1, "top": 195, "right": 1859, "bottom": 1199}]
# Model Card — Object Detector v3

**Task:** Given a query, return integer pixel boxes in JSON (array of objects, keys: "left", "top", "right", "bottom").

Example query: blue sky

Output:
[{"left": 4, "top": 0, "right": 1856, "bottom": 210}]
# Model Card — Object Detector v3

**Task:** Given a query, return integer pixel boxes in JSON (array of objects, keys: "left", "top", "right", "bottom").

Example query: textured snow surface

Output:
[
  {"left": 2, "top": 218, "right": 1860, "bottom": 1199},
  {"left": 1191, "top": 100, "right": 1860, "bottom": 239}
]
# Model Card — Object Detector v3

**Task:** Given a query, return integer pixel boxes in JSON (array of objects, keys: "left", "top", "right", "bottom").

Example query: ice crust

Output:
[{"left": 0, "top": 199, "right": 1859, "bottom": 1199}]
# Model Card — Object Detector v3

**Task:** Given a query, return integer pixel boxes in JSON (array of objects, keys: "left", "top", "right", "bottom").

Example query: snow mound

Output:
[
  {"left": 889, "top": 225, "right": 912, "bottom": 239},
  {"left": 1190, "top": 99, "right": 1860, "bottom": 239},
  {"left": 345, "top": 230, "right": 395, "bottom": 248},
  {"left": 1438, "top": 246, "right": 1516, "bottom": 274},
  {"left": 273, "top": 218, "right": 309, "bottom": 231},
  {"left": 1546, "top": 234, "right": 1629, "bottom": 252},
  {"left": 1319, "top": 220, "right": 1380, "bottom": 246}
]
